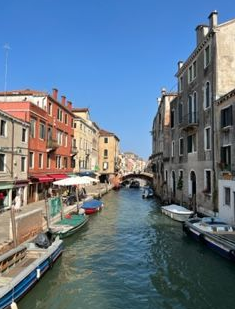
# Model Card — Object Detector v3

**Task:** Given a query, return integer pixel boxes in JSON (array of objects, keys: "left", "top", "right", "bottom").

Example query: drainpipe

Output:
[{"left": 211, "top": 30, "right": 217, "bottom": 214}]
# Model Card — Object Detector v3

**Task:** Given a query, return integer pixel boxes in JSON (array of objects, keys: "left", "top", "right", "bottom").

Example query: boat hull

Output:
[
  {"left": 183, "top": 221, "right": 235, "bottom": 262},
  {"left": 53, "top": 215, "right": 89, "bottom": 239},
  {"left": 161, "top": 205, "right": 193, "bottom": 222},
  {"left": 0, "top": 238, "right": 63, "bottom": 309}
]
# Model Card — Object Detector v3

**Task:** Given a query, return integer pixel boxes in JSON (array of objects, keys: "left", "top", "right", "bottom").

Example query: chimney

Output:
[
  {"left": 161, "top": 88, "right": 166, "bottom": 96},
  {"left": 52, "top": 88, "right": 58, "bottom": 100},
  {"left": 208, "top": 11, "right": 218, "bottom": 29},
  {"left": 178, "top": 61, "right": 184, "bottom": 70},
  {"left": 195, "top": 25, "right": 209, "bottom": 45},
  {"left": 61, "top": 95, "right": 66, "bottom": 106},
  {"left": 67, "top": 101, "right": 72, "bottom": 111}
]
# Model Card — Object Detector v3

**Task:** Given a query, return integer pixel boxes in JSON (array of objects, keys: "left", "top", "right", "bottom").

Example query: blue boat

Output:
[
  {"left": 81, "top": 199, "right": 104, "bottom": 214},
  {"left": 183, "top": 217, "right": 235, "bottom": 262},
  {"left": 0, "top": 233, "right": 63, "bottom": 309}
]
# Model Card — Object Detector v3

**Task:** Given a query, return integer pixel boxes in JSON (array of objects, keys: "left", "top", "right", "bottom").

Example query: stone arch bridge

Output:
[{"left": 121, "top": 172, "right": 153, "bottom": 184}]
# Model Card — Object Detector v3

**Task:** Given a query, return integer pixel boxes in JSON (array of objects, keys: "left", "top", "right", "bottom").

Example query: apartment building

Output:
[
  {"left": 98, "top": 129, "right": 120, "bottom": 182},
  {"left": 214, "top": 89, "right": 235, "bottom": 223},
  {"left": 72, "top": 108, "right": 99, "bottom": 172},
  {"left": 0, "top": 88, "right": 75, "bottom": 202},
  {"left": 151, "top": 11, "right": 235, "bottom": 216},
  {"left": 0, "top": 109, "right": 29, "bottom": 210}
]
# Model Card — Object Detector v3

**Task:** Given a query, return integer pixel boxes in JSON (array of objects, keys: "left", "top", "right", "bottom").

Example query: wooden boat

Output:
[
  {"left": 81, "top": 199, "right": 104, "bottom": 214},
  {"left": 50, "top": 213, "right": 89, "bottom": 239},
  {"left": 0, "top": 233, "right": 63, "bottom": 309},
  {"left": 183, "top": 217, "right": 235, "bottom": 261},
  {"left": 161, "top": 204, "right": 194, "bottom": 222},
  {"left": 142, "top": 187, "right": 154, "bottom": 199}
]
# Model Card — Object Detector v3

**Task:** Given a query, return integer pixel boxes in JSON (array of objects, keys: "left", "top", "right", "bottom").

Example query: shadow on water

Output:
[{"left": 19, "top": 189, "right": 235, "bottom": 309}]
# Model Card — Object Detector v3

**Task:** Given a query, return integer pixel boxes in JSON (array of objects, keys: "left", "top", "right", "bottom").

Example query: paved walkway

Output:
[{"left": 0, "top": 183, "right": 111, "bottom": 254}]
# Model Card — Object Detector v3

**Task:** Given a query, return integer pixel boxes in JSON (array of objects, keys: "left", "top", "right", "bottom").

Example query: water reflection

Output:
[{"left": 19, "top": 189, "right": 235, "bottom": 309}]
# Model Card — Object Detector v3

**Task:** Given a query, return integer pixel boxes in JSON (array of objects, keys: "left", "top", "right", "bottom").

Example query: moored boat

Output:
[
  {"left": 0, "top": 233, "right": 63, "bottom": 309},
  {"left": 142, "top": 187, "right": 154, "bottom": 199},
  {"left": 161, "top": 204, "right": 194, "bottom": 222},
  {"left": 183, "top": 216, "right": 235, "bottom": 261},
  {"left": 81, "top": 199, "right": 104, "bottom": 214},
  {"left": 50, "top": 212, "right": 89, "bottom": 239}
]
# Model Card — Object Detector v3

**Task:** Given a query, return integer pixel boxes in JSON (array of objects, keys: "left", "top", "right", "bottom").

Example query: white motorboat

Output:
[{"left": 161, "top": 204, "right": 194, "bottom": 222}]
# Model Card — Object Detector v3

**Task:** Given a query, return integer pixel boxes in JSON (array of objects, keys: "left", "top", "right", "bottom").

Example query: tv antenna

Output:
[{"left": 3, "top": 43, "right": 11, "bottom": 95}]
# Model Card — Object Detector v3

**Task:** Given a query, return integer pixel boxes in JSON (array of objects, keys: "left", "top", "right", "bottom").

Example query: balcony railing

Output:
[
  {"left": 46, "top": 139, "right": 58, "bottom": 151},
  {"left": 71, "top": 146, "right": 78, "bottom": 154},
  {"left": 181, "top": 112, "right": 199, "bottom": 131}
]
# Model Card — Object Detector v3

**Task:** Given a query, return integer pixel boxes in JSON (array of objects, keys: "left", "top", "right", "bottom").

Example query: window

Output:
[
  {"left": 71, "top": 157, "right": 75, "bottom": 169},
  {"left": 204, "top": 127, "right": 211, "bottom": 150},
  {"left": 30, "top": 118, "right": 36, "bottom": 138},
  {"left": 188, "top": 93, "right": 197, "bottom": 123},
  {"left": 178, "top": 102, "right": 183, "bottom": 124},
  {"left": 204, "top": 81, "right": 211, "bottom": 109},
  {"left": 104, "top": 137, "right": 108, "bottom": 143},
  {"left": 103, "top": 162, "right": 108, "bottom": 170},
  {"left": 204, "top": 170, "right": 211, "bottom": 194},
  {"left": 64, "top": 157, "right": 68, "bottom": 169},
  {"left": 21, "top": 156, "right": 26, "bottom": 172},
  {"left": 179, "top": 138, "right": 184, "bottom": 156},
  {"left": 65, "top": 134, "right": 68, "bottom": 147},
  {"left": 188, "top": 60, "right": 196, "bottom": 83},
  {"left": 179, "top": 76, "right": 183, "bottom": 92},
  {"left": 171, "top": 141, "right": 175, "bottom": 157},
  {"left": 171, "top": 109, "right": 175, "bottom": 128},
  {"left": 0, "top": 154, "right": 5, "bottom": 171},
  {"left": 57, "top": 130, "right": 63, "bottom": 145},
  {"left": 64, "top": 114, "right": 68, "bottom": 125},
  {"left": 204, "top": 45, "right": 211, "bottom": 68},
  {"left": 46, "top": 154, "right": 50, "bottom": 169},
  {"left": 39, "top": 122, "right": 46, "bottom": 140},
  {"left": 0, "top": 120, "right": 6, "bottom": 136},
  {"left": 22, "top": 128, "right": 26, "bottom": 142},
  {"left": 104, "top": 149, "right": 108, "bottom": 158},
  {"left": 48, "top": 102, "right": 52, "bottom": 115},
  {"left": 56, "top": 156, "right": 61, "bottom": 169},
  {"left": 187, "top": 134, "right": 197, "bottom": 153},
  {"left": 57, "top": 108, "right": 63, "bottom": 121},
  {"left": 29, "top": 152, "right": 34, "bottom": 168},
  {"left": 221, "top": 106, "right": 233, "bottom": 128},
  {"left": 224, "top": 187, "right": 231, "bottom": 206},
  {"left": 39, "top": 153, "right": 43, "bottom": 169},
  {"left": 221, "top": 146, "right": 231, "bottom": 169}
]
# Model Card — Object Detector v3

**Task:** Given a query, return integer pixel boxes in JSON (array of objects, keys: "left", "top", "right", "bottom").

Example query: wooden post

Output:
[{"left": 10, "top": 207, "right": 17, "bottom": 247}]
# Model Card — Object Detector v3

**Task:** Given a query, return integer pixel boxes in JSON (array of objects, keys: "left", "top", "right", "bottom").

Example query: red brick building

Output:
[{"left": 0, "top": 89, "right": 76, "bottom": 202}]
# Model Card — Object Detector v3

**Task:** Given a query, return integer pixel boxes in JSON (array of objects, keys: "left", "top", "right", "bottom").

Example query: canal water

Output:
[{"left": 19, "top": 188, "right": 235, "bottom": 309}]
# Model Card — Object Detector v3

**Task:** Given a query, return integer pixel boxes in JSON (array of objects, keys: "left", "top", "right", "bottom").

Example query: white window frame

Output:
[
  {"left": 21, "top": 156, "right": 26, "bottom": 172},
  {"left": 188, "top": 60, "right": 197, "bottom": 83},
  {"left": 204, "top": 126, "right": 211, "bottom": 151},
  {"left": 22, "top": 127, "right": 27, "bottom": 143},
  {"left": 224, "top": 187, "right": 231, "bottom": 206},
  {"left": 179, "top": 76, "right": 183, "bottom": 92}
]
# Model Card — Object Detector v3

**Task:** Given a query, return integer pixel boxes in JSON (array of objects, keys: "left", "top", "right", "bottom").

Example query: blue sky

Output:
[{"left": 0, "top": 0, "right": 234, "bottom": 160}]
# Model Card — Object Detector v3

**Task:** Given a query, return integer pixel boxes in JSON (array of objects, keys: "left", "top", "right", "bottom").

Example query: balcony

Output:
[
  {"left": 46, "top": 139, "right": 58, "bottom": 152},
  {"left": 70, "top": 146, "right": 78, "bottom": 156},
  {"left": 181, "top": 112, "right": 199, "bottom": 131}
]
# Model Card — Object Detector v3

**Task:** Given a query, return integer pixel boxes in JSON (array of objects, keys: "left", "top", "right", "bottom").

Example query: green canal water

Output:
[{"left": 19, "top": 189, "right": 235, "bottom": 309}]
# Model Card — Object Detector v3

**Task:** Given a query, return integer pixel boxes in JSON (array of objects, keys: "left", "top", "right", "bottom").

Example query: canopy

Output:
[
  {"left": 53, "top": 176, "right": 93, "bottom": 186},
  {"left": 81, "top": 176, "right": 99, "bottom": 183}
]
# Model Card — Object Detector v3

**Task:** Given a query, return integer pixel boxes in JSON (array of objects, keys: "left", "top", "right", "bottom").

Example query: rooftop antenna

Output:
[{"left": 3, "top": 43, "right": 11, "bottom": 99}]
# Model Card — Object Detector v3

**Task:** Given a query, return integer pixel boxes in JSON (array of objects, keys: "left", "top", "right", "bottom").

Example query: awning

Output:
[
  {"left": 47, "top": 174, "right": 67, "bottom": 180},
  {"left": 30, "top": 175, "right": 54, "bottom": 183}
]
